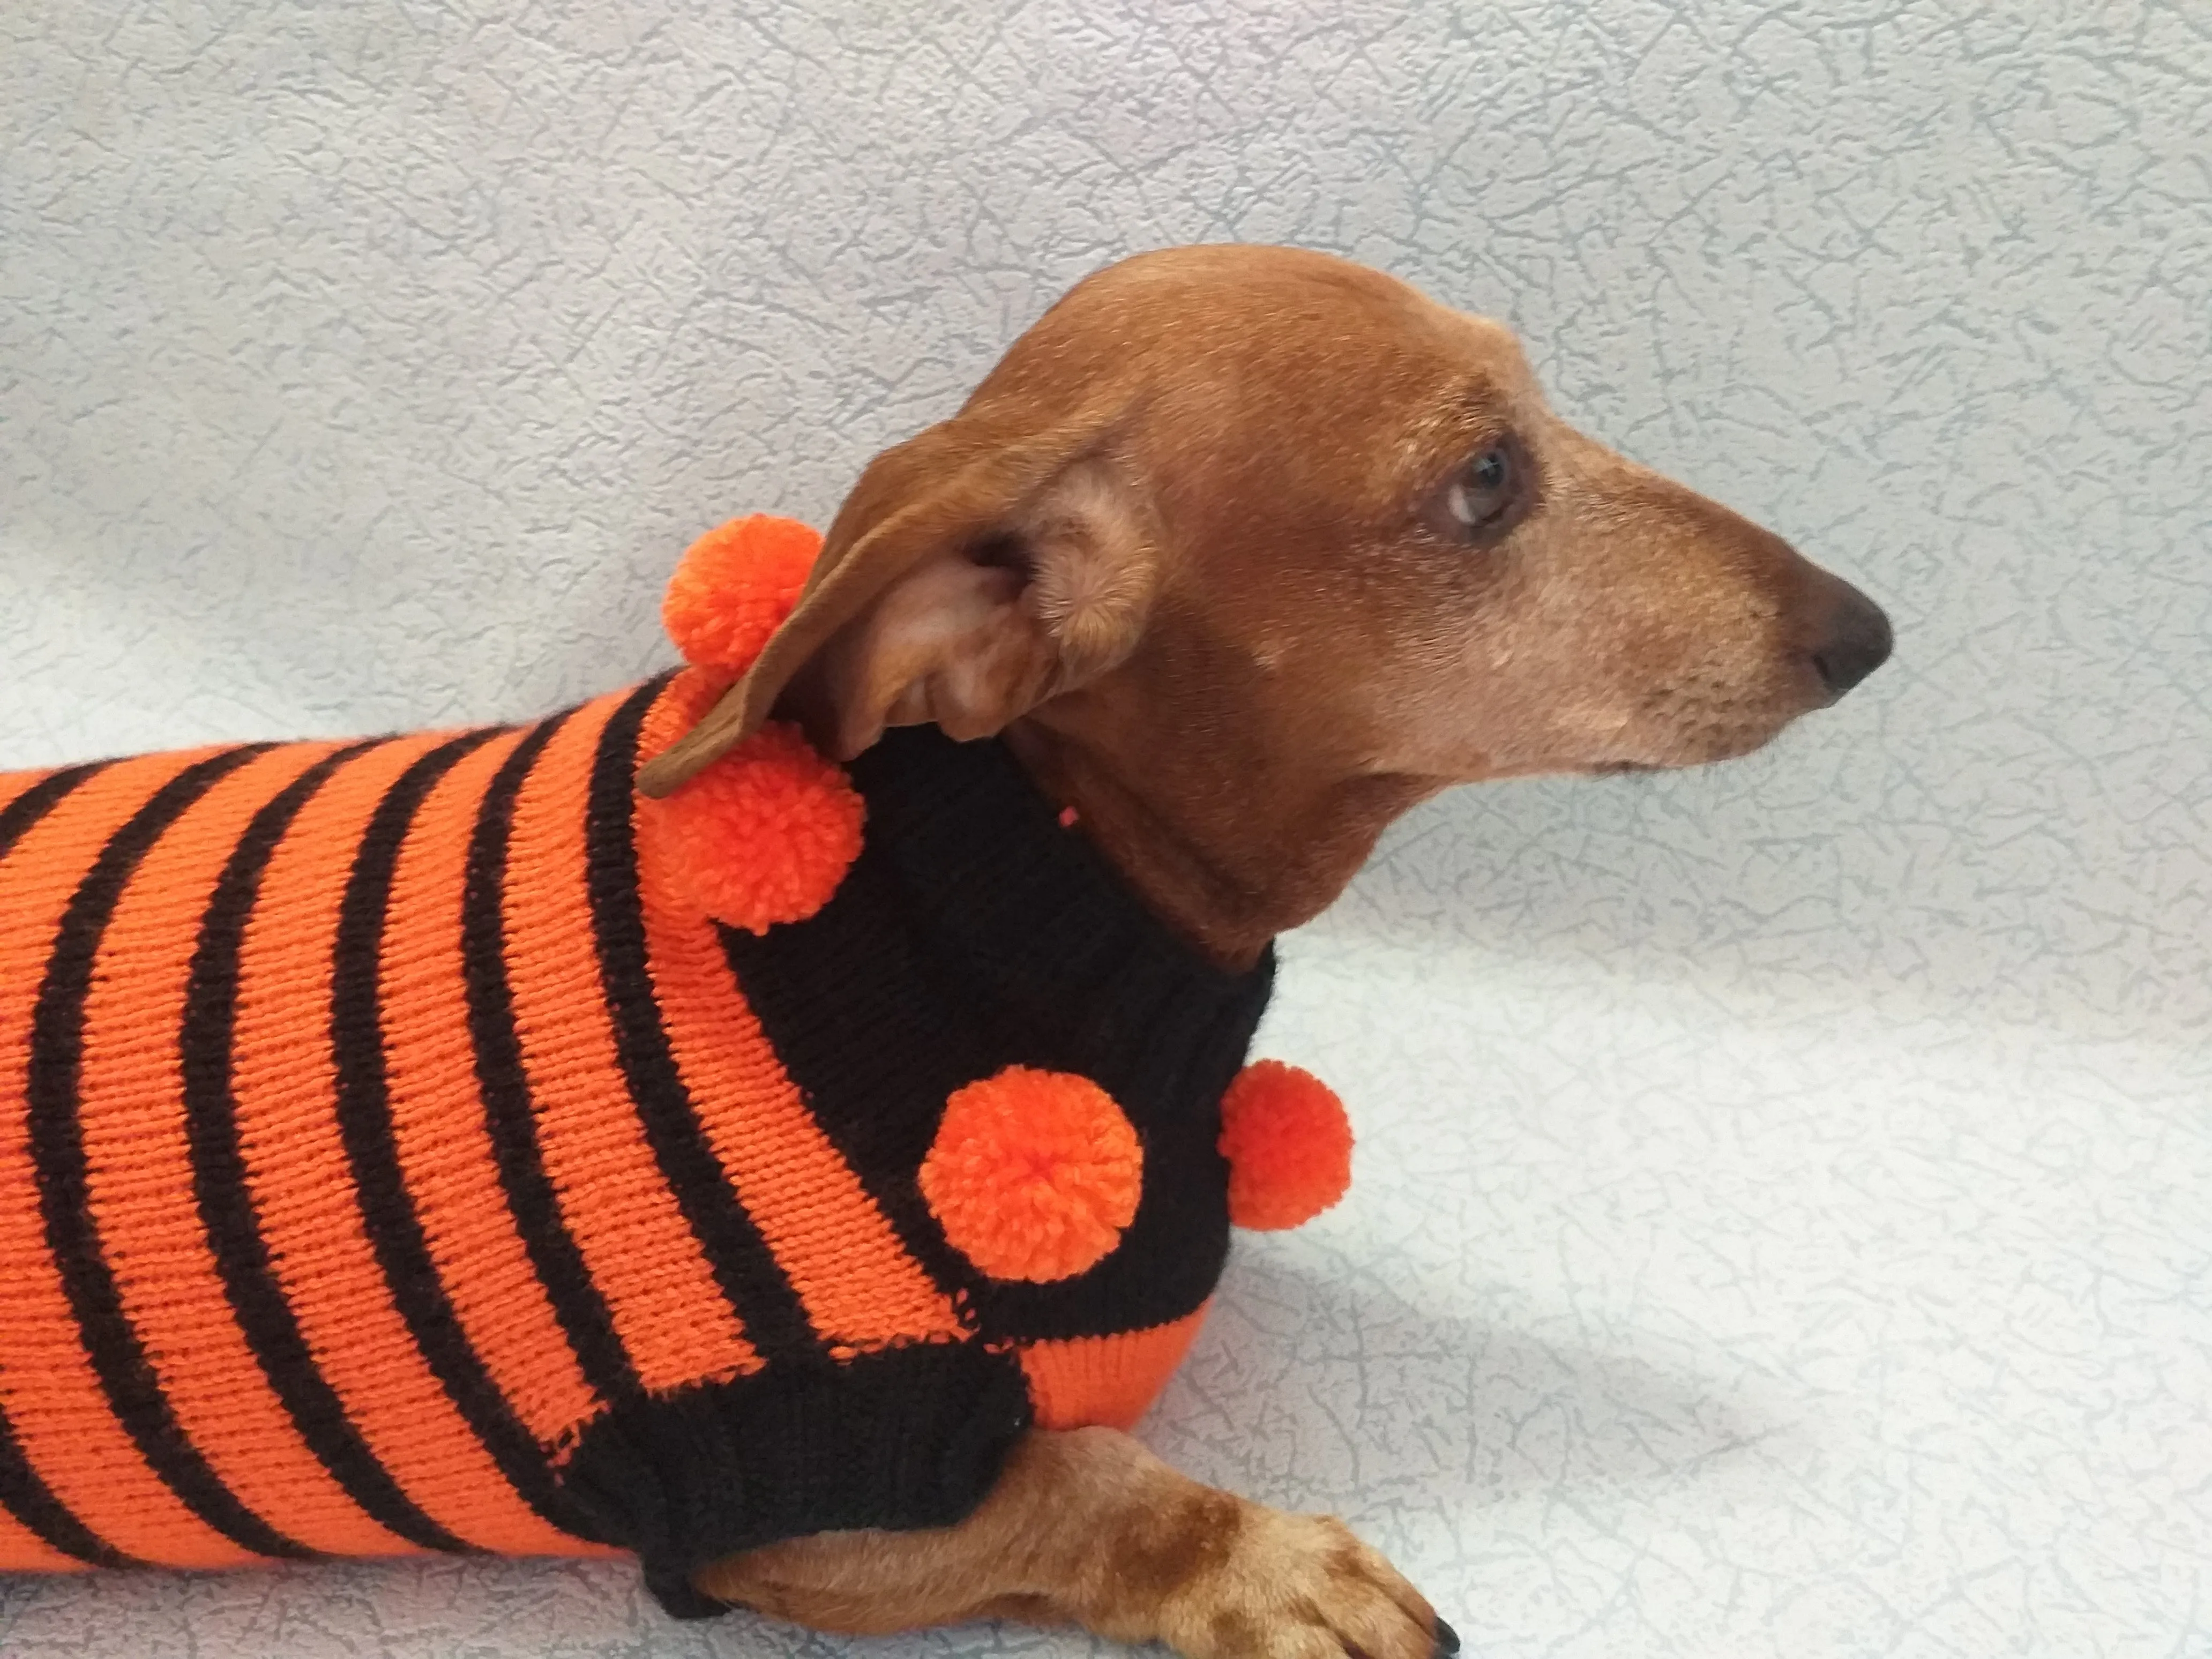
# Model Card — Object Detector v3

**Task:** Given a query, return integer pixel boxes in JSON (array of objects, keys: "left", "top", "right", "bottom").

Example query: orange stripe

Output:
[
  {"left": 0, "top": 1504, "right": 88, "bottom": 1573},
  {"left": 378, "top": 727, "right": 603, "bottom": 1448},
  {"left": 633, "top": 682, "right": 962, "bottom": 1351},
  {"left": 73, "top": 741, "right": 419, "bottom": 1560},
  {"left": 502, "top": 691, "right": 760, "bottom": 1396},
  {"left": 0, "top": 745, "right": 261, "bottom": 1567},
  {"left": 1018, "top": 1303, "right": 1211, "bottom": 1432},
  {"left": 228, "top": 730, "right": 574, "bottom": 1557}
]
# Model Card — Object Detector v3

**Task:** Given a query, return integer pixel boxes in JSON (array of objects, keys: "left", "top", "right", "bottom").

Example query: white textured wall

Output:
[{"left": 3, "top": 4, "right": 2207, "bottom": 1657}]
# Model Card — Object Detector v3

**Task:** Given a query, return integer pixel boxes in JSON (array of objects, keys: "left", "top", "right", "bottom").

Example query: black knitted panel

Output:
[
  {"left": 560, "top": 1339, "right": 1032, "bottom": 1619},
  {"left": 726, "top": 724, "right": 1276, "bottom": 1345}
]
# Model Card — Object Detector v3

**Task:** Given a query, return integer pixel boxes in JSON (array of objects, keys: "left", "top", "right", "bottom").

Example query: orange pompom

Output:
[
  {"left": 662, "top": 514, "right": 823, "bottom": 671},
  {"left": 921, "top": 1067, "right": 1144, "bottom": 1283},
  {"left": 1217, "top": 1060, "right": 1352, "bottom": 1231},
  {"left": 636, "top": 720, "right": 863, "bottom": 933}
]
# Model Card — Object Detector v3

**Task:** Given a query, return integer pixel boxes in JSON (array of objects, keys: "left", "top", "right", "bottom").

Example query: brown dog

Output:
[{"left": 644, "top": 244, "right": 1889, "bottom": 1654}]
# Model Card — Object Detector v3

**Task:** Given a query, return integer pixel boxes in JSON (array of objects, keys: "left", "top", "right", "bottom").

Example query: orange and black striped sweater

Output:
[{"left": 0, "top": 676, "right": 1274, "bottom": 1614}]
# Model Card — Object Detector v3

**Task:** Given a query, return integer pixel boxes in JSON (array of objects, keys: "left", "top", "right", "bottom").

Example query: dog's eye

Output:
[{"left": 1446, "top": 446, "right": 1514, "bottom": 532}]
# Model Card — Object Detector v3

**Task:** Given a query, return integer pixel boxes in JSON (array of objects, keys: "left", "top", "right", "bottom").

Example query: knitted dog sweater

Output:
[{"left": 0, "top": 674, "right": 1283, "bottom": 1613}]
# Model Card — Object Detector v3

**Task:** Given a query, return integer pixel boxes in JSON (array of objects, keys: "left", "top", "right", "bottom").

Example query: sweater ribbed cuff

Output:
[{"left": 559, "top": 1340, "right": 1032, "bottom": 1620}]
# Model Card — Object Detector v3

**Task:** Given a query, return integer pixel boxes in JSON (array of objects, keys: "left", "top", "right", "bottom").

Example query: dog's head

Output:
[
  {"left": 640, "top": 246, "right": 1887, "bottom": 948},
  {"left": 646, "top": 245, "right": 1886, "bottom": 797}
]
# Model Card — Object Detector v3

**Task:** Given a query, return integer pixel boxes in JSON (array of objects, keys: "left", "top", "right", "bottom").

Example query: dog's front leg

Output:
[{"left": 690, "top": 1425, "right": 1452, "bottom": 1659}]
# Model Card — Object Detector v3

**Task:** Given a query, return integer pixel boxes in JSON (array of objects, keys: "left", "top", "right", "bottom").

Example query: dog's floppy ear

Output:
[{"left": 636, "top": 403, "right": 1159, "bottom": 796}]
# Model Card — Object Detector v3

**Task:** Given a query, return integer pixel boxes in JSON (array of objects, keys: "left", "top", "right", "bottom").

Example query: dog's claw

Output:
[{"left": 1432, "top": 1618, "right": 1460, "bottom": 1657}]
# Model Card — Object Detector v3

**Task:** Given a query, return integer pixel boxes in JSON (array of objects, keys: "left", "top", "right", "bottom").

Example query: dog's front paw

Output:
[{"left": 1137, "top": 1503, "right": 1451, "bottom": 1659}]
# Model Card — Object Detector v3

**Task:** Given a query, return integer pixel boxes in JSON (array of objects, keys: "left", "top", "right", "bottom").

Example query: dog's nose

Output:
[{"left": 1806, "top": 576, "right": 1892, "bottom": 699}]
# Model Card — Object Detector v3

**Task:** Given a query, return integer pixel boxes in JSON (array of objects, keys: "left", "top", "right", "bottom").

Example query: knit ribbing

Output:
[
  {"left": 380, "top": 724, "right": 607, "bottom": 1463},
  {"left": 0, "top": 764, "right": 107, "bottom": 862},
  {"left": 330, "top": 726, "right": 600, "bottom": 1542},
  {"left": 583, "top": 682, "right": 821, "bottom": 1370},
  {"left": 0, "top": 1402, "right": 126, "bottom": 1568},
  {"left": 181, "top": 739, "right": 477, "bottom": 1558},
  {"left": 4, "top": 748, "right": 280, "bottom": 1566},
  {"left": 83, "top": 742, "right": 428, "bottom": 1562},
  {"left": 27, "top": 745, "right": 313, "bottom": 1564},
  {"left": 566, "top": 1339, "right": 1030, "bottom": 1617},
  {"left": 461, "top": 714, "right": 642, "bottom": 1415}
]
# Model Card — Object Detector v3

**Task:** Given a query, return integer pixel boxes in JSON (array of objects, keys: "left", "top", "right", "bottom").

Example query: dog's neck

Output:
[{"left": 1002, "top": 720, "right": 1434, "bottom": 971}]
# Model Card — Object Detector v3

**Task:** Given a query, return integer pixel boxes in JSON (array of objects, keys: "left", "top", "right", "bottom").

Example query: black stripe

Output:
[
  {"left": 328, "top": 726, "right": 602, "bottom": 1543},
  {"left": 0, "top": 1396, "right": 134, "bottom": 1568},
  {"left": 180, "top": 739, "right": 479, "bottom": 1557},
  {"left": 0, "top": 763, "right": 110, "bottom": 863},
  {"left": 581, "top": 680, "right": 820, "bottom": 1367},
  {"left": 25, "top": 743, "right": 318, "bottom": 1563},
  {"left": 461, "top": 714, "right": 640, "bottom": 1410}
]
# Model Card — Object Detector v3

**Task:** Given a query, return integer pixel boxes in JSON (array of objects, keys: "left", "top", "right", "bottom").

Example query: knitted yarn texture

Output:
[{"left": 0, "top": 515, "right": 1348, "bottom": 1615}]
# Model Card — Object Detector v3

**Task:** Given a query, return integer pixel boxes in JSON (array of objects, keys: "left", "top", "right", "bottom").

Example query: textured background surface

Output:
[{"left": 4, "top": 2, "right": 2208, "bottom": 1655}]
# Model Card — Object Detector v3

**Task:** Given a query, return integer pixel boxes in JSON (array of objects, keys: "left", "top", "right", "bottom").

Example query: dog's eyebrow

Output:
[
  {"left": 1446, "top": 376, "right": 1512, "bottom": 425},
  {"left": 1389, "top": 381, "right": 1512, "bottom": 488}
]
